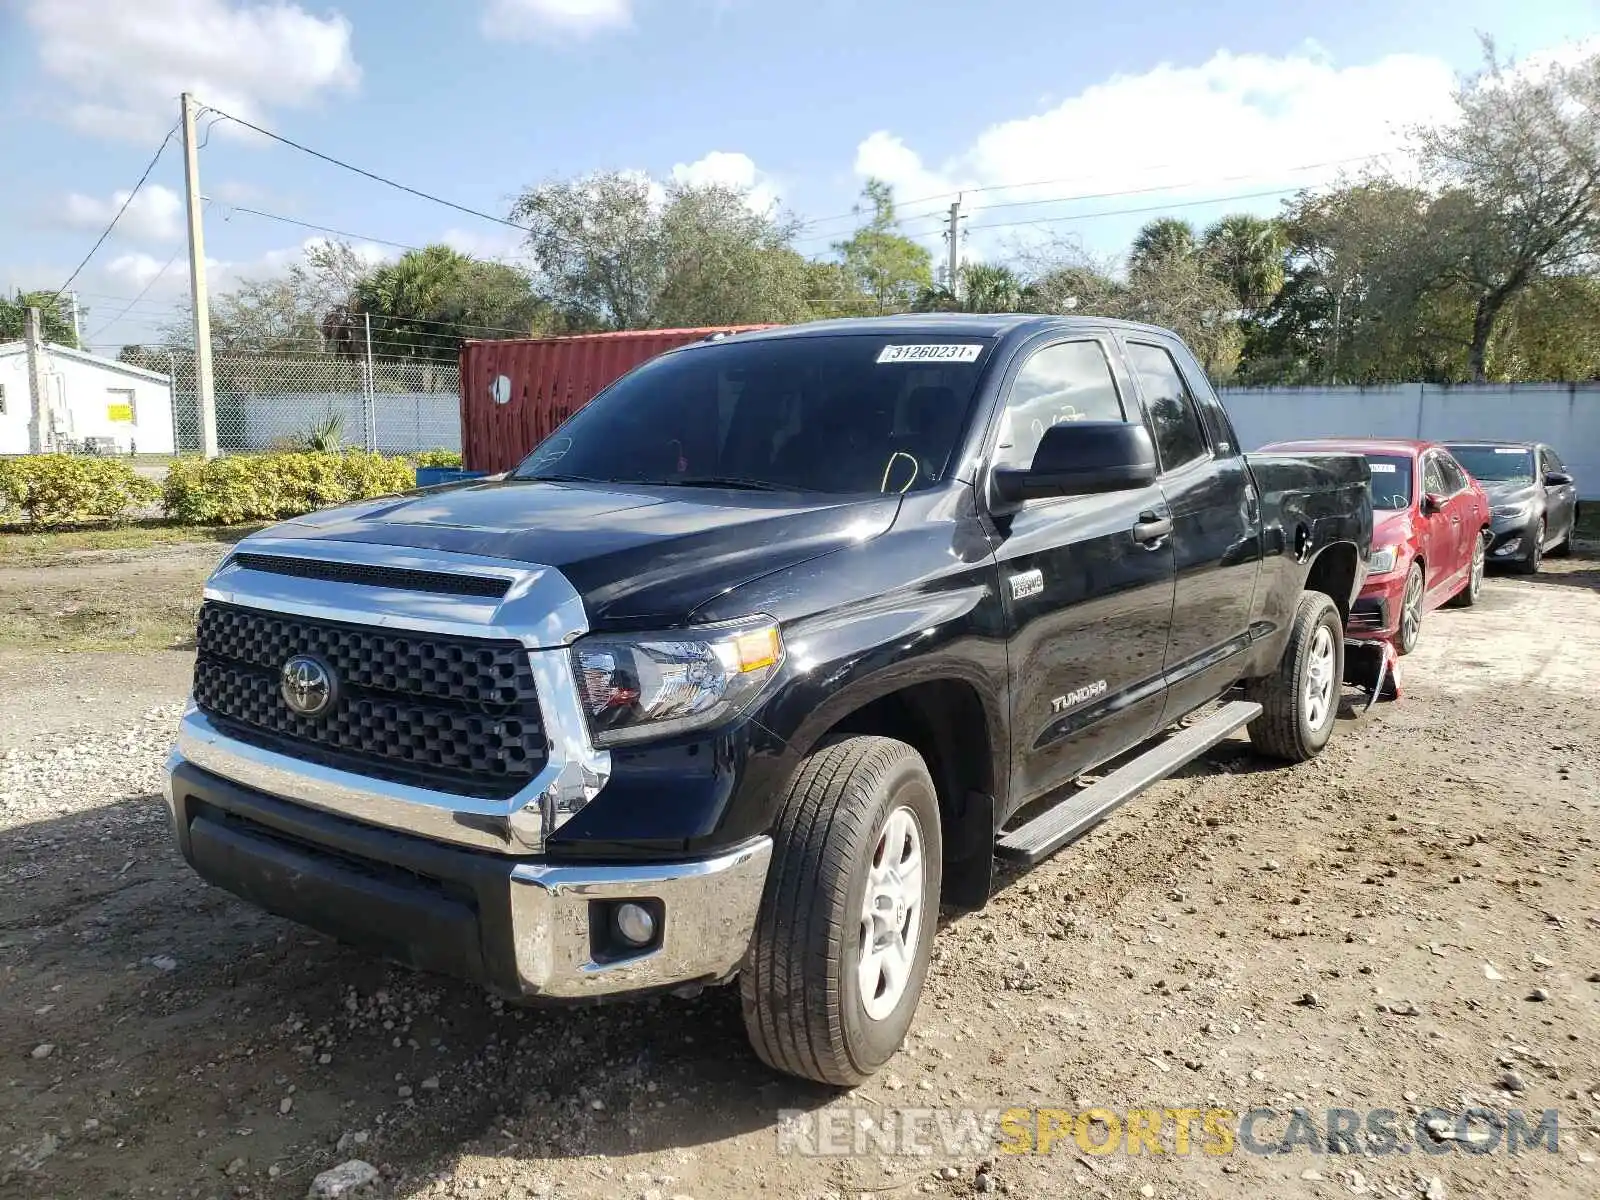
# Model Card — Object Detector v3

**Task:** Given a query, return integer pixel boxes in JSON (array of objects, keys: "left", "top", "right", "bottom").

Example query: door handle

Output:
[{"left": 1133, "top": 513, "right": 1173, "bottom": 546}]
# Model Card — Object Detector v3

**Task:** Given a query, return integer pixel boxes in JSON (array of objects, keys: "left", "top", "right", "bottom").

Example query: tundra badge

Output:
[
  {"left": 1009, "top": 569, "right": 1044, "bottom": 600},
  {"left": 1051, "top": 679, "right": 1108, "bottom": 713}
]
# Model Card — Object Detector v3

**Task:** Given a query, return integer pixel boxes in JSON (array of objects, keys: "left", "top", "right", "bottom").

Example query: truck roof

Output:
[
  {"left": 1263, "top": 437, "right": 1435, "bottom": 458},
  {"left": 703, "top": 313, "right": 1183, "bottom": 343}
]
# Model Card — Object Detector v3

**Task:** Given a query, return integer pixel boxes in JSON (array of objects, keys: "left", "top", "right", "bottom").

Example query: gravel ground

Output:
[{"left": 2, "top": 547, "right": 1598, "bottom": 1200}]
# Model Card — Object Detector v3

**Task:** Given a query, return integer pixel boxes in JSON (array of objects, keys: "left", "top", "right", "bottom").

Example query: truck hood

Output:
[
  {"left": 1478, "top": 479, "right": 1539, "bottom": 506},
  {"left": 1373, "top": 508, "right": 1415, "bottom": 548},
  {"left": 268, "top": 480, "right": 900, "bottom": 626}
]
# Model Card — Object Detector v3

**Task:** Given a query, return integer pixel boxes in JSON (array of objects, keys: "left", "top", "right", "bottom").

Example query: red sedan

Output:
[{"left": 1261, "top": 439, "right": 1490, "bottom": 654}]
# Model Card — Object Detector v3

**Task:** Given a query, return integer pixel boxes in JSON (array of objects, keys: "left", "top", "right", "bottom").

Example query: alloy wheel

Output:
[{"left": 858, "top": 805, "right": 926, "bottom": 1022}]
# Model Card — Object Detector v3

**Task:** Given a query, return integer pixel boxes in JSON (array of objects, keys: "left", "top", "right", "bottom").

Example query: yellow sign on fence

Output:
[{"left": 107, "top": 403, "right": 133, "bottom": 422}]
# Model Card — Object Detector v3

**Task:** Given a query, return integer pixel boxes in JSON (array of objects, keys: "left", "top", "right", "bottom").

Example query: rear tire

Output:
[
  {"left": 1245, "top": 591, "right": 1343, "bottom": 763},
  {"left": 1549, "top": 513, "right": 1574, "bottom": 558},
  {"left": 1447, "top": 531, "right": 1486, "bottom": 607},
  {"left": 740, "top": 736, "right": 942, "bottom": 1086}
]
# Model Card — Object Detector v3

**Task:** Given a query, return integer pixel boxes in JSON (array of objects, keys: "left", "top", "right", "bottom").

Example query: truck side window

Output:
[
  {"left": 994, "top": 340, "right": 1124, "bottom": 470},
  {"left": 1437, "top": 454, "right": 1469, "bottom": 494},
  {"left": 1124, "top": 341, "right": 1209, "bottom": 472},
  {"left": 1422, "top": 456, "right": 1448, "bottom": 497}
]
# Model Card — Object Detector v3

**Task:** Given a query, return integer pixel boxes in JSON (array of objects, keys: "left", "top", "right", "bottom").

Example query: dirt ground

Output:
[{"left": 2, "top": 542, "right": 1598, "bottom": 1200}]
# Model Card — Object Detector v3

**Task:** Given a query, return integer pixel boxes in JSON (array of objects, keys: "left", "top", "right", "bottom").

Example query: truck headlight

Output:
[
  {"left": 570, "top": 616, "right": 784, "bottom": 747},
  {"left": 1369, "top": 545, "right": 1400, "bottom": 574},
  {"left": 1492, "top": 503, "right": 1531, "bottom": 521}
]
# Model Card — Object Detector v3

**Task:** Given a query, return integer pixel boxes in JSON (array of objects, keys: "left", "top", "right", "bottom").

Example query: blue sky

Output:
[{"left": 2, "top": 0, "right": 1596, "bottom": 353}]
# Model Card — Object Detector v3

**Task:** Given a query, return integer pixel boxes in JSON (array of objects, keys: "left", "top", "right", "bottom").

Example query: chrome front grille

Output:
[{"left": 192, "top": 600, "right": 548, "bottom": 799}]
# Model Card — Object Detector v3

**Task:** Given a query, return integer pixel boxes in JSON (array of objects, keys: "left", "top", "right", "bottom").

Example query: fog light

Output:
[
  {"left": 614, "top": 902, "right": 657, "bottom": 947},
  {"left": 1494, "top": 538, "right": 1522, "bottom": 556}
]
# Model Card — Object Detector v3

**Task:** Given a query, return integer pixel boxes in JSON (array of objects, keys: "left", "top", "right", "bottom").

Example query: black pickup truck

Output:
[{"left": 166, "top": 315, "right": 1371, "bottom": 1086}]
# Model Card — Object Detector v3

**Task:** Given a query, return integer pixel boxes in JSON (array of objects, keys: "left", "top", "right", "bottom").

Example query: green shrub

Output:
[
  {"left": 0, "top": 454, "right": 159, "bottom": 525},
  {"left": 162, "top": 451, "right": 416, "bottom": 525},
  {"left": 412, "top": 448, "right": 462, "bottom": 468}
]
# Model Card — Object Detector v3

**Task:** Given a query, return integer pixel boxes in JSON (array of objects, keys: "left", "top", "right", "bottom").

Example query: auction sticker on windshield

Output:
[
  {"left": 877, "top": 344, "right": 984, "bottom": 364},
  {"left": 1370, "top": 463, "right": 1396, "bottom": 473}
]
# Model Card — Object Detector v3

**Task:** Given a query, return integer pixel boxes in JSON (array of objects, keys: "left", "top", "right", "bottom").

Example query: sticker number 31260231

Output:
[{"left": 876, "top": 344, "right": 984, "bottom": 364}]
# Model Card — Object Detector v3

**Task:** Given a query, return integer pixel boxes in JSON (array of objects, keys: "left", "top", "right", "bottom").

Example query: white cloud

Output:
[
  {"left": 441, "top": 227, "right": 530, "bottom": 263},
  {"left": 24, "top": 0, "right": 360, "bottom": 142},
  {"left": 64, "top": 184, "right": 184, "bottom": 243},
  {"left": 484, "top": 0, "right": 632, "bottom": 39},
  {"left": 671, "top": 151, "right": 781, "bottom": 214},
  {"left": 851, "top": 46, "right": 1466, "bottom": 260}
]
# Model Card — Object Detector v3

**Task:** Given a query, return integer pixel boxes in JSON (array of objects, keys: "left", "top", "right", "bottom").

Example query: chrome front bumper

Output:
[
  {"left": 507, "top": 840, "right": 773, "bottom": 997},
  {"left": 167, "top": 749, "right": 771, "bottom": 999}
]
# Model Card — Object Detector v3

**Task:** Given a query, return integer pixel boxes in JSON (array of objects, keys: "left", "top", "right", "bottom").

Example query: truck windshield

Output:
[
  {"left": 1366, "top": 455, "right": 1413, "bottom": 511},
  {"left": 1444, "top": 445, "right": 1534, "bottom": 483},
  {"left": 512, "top": 335, "right": 994, "bottom": 494}
]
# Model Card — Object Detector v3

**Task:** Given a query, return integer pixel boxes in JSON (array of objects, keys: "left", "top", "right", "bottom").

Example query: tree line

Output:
[{"left": 105, "top": 40, "right": 1600, "bottom": 386}]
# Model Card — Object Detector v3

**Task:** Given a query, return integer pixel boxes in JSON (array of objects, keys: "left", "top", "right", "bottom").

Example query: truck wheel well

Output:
[
  {"left": 827, "top": 681, "right": 993, "bottom": 818},
  {"left": 1305, "top": 542, "right": 1359, "bottom": 623},
  {"left": 825, "top": 680, "right": 994, "bottom": 907}
]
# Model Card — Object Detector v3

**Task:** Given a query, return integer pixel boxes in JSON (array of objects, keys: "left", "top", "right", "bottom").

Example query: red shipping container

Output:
[{"left": 458, "top": 327, "right": 773, "bottom": 474}]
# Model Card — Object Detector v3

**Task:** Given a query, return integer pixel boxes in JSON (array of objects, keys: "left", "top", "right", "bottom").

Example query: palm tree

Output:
[
  {"left": 1129, "top": 218, "right": 1198, "bottom": 272},
  {"left": 914, "top": 262, "right": 1037, "bottom": 313},
  {"left": 1201, "top": 214, "right": 1287, "bottom": 314}
]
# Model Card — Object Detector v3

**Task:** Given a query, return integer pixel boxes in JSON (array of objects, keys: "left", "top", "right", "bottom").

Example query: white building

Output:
[{"left": 0, "top": 341, "right": 175, "bottom": 455}]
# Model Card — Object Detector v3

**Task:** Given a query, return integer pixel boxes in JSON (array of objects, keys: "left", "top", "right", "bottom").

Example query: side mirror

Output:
[
  {"left": 1421, "top": 492, "right": 1446, "bottom": 516},
  {"left": 1544, "top": 470, "right": 1573, "bottom": 487},
  {"left": 992, "top": 421, "right": 1158, "bottom": 505}
]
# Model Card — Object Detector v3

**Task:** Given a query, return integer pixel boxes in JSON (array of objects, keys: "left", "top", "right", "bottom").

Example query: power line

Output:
[
  {"left": 962, "top": 184, "right": 1305, "bottom": 236},
  {"left": 50, "top": 123, "right": 180, "bottom": 301},
  {"left": 199, "top": 104, "right": 532, "bottom": 234},
  {"left": 210, "top": 202, "right": 426, "bottom": 252},
  {"left": 791, "top": 152, "right": 1387, "bottom": 244},
  {"left": 86, "top": 250, "right": 185, "bottom": 343}
]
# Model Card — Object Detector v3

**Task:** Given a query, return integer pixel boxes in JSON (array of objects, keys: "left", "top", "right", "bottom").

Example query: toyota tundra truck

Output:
[{"left": 165, "top": 315, "right": 1371, "bottom": 1086}]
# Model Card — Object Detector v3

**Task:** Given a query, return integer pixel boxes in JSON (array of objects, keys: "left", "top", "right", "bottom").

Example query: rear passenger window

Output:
[
  {"left": 1124, "top": 342, "right": 1208, "bottom": 472},
  {"left": 1437, "top": 454, "right": 1469, "bottom": 494},
  {"left": 1422, "top": 457, "right": 1448, "bottom": 496},
  {"left": 994, "top": 340, "right": 1125, "bottom": 470}
]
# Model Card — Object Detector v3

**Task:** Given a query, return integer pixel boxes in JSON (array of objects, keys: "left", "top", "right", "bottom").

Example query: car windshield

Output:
[
  {"left": 512, "top": 334, "right": 995, "bottom": 495},
  {"left": 1445, "top": 445, "right": 1535, "bottom": 483},
  {"left": 1366, "top": 454, "right": 1413, "bottom": 511}
]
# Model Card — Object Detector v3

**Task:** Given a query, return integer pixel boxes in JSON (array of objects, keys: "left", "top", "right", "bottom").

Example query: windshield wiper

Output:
[{"left": 519, "top": 473, "right": 603, "bottom": 484}]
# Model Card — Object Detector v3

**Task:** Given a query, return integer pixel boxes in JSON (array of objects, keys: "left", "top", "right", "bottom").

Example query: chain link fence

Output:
[{"left": 168, "top": 355, "right": 460, "bottom": 456}]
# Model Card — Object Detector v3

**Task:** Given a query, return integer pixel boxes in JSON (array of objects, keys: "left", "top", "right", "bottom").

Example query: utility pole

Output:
[
  {"left": 946, "top": 196, "right": 962, "bottom": 300},
  {"left": 181, "top": 92, "right": 218, "bottom": 457},
  {"left": 24, "top": 307, "right": 48, "bottom": 453},
  {"left": 68, "top": 292, "right": 82, "bottom": 348},
  {"left": 363, "top": 312, "right": 377, "bottom": 451}
]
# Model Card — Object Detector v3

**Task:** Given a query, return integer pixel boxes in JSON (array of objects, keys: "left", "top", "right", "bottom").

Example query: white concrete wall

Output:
[
  {"left": 1220, "top": 383, "right": 1600, "bottom": 499},
  {"left": 0, "top": 353, "right": 32, "bottom": 453},
  {"left": 0, "top": 348, "right": 174, "bottom": 455}
]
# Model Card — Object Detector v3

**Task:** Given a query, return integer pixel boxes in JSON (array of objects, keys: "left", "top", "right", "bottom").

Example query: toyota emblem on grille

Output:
[{"left": 280, "top": 655, "right": 336, "bottom": 717}]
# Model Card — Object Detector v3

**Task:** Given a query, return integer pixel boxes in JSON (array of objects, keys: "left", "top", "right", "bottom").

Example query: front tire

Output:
[
  {"left": 1514, "top": 516, "right": 1546, "bottom": 574},
  {"left": 1245, "top": 591, "right": 1343, "bottom": 763},
  {"left": 741, "top": 736, "right": 942, "bottom": 1086},
  {"left": 1396, "top": 561, "right": 1425, "bottom": 654}
]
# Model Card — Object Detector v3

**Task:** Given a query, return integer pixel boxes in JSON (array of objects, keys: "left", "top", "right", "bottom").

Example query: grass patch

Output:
[
  {"left": 0, "top": 589, "right": 204, "bottom": 652},
  {"left": 0, "top": 519, "right": 262, "bottom": 565}
]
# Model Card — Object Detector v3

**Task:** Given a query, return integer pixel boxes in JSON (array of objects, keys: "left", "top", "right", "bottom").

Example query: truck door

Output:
[
  {"left": 1119, "top": 337, "right": 1261, "bottom": 722},
  {"left": 1540, "top": 445, "right": 1578, "bottom": 544},
  {"left": 1418, "top": 452, "right": 1461, "bottom": 603},
  {"left": 987, "top": 336, "right": 1176, "bottom": 817}
]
